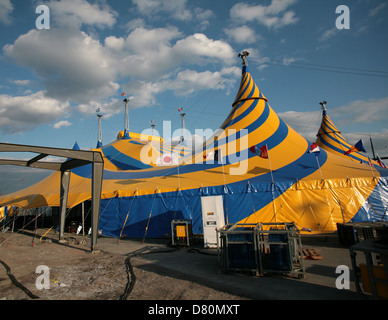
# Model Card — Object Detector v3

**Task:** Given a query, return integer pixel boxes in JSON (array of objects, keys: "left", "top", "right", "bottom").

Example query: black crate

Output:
[
  {"left": 227, "top": 243, "right": 257, "bottom": 269},
  {"left": 337, "top": 223, "right": 358, "bottom": 246}
]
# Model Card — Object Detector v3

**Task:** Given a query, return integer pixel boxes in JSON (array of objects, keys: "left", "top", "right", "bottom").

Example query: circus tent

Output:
[
  {"left": 1, "top": 54, "right": 387, "bottom": 240},
  {"left": 316, "top": 102, "right": 383, "bottom": 167}
]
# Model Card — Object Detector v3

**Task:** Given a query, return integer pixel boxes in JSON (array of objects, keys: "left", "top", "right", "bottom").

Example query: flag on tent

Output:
[
  {"left": 308, "top": 142, "right": 320, "bottom": 156},
  {"left": 259, "top": 145, "right": 268, "bottom": 159},
  {"left": 344, "top": 139, "right": 366, "bottom": 155},
  {"left": 203, "top": 150, "right": 219, "bottom": 161},
  {"left": 250, "top": 145, "right": 268, "bottom": 158},
  {"left": 377, "top": 155, "right": 386, "bottom": 168},
  {"left": 178, "top": 107, "right": 183, "bottom": 112}
]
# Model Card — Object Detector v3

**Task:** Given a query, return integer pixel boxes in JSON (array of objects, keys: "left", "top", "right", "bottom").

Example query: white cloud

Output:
[
  {"left": 78, "top": 98, "right": 122, "bottom": 118},
  {"left": 0, "top": 0, "right": 13, "bottom": 25},
  {"left": 4, "top": 28, "right": 119, "bottom": 104},
  {"left": 44, "top": 0, "right": 118, "bottom": 28},
  {"left": 118, "top": 67, "right": 239, "bottom": 111},
  {"left": 0, "top": 91, "right": 69, "bottom": 134},
  {"left": 53, "top": 120, "right": 72, "bottom": 129},
  {"left": 368, "top": 3, "right": 386, "bottom": 17},
  {"left": 174, "top": 33, "right": 235, "bottom": 64},
  {"left": 224, "top": 25, "right": 259, "bottom": 44},
  {"left": 106, "top": 27, "right": 235, "bottom": 82},
  {"left": 230, "top": 0, "right": 299, "bottom": 30},
  {"left": 3, "top": 22, "right": 236, "bottom": 133},
  {"left": 319, "top": 27, "right": 338, "bottom": 41},
  {"left": 331, "top": 97, "right": 388, "bottom": 126},
  {"left": 160, "top": 68, "right": 237, "bottom": 96},
  {"left": 132, "top": 0, "right": 191, "bottom": 21},
  {"left": 10, "top": 79, "right": 31, "bottom": 86},
  {"left": 132, "top": 0, "right": 213, "bottom": 28}
]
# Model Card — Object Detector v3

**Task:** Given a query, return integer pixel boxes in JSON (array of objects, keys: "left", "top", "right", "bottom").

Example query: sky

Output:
[{"left": 0, "top": 0, "right": 387, "bottom": 193}]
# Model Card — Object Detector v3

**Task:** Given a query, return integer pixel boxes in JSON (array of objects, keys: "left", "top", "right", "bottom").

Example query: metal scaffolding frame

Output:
[{"left": 0, "top": 142, "right": 104, "bottom": 252}]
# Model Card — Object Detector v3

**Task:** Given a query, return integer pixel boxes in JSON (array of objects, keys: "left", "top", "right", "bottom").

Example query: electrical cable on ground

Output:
[
  {"left": 0, "top": 259, "right": 39, "bottom": 299},
  {"left": 119, "top": 246, "right": 181, "bottom": 300}
]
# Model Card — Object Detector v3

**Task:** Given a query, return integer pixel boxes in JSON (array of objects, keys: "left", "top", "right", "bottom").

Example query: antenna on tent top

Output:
[
  {"left": 150, "top": 120, "right": 155, "bottom": 137},
  {"left": 319, "top": 101, "right": 327, "bottom": 112},
  {"left": 180, "top": 113, "right": 186, "bottom": 143},
  {"left": 123, "top": 97, "right": 134, "bottom": 138},
  {"left": 123, "top": 98, "right": 129, "bottom": 132},
  {"left": 238, "top": 51, "right": 249, "bottom": 66},
  {"left": 96, "top": 108, "right": 103, "bottom": 148}
]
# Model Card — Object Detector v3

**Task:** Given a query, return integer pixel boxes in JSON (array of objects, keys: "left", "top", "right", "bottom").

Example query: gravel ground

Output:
[{"left": 0, "top": 230, "right": 246, "bottom": 300}]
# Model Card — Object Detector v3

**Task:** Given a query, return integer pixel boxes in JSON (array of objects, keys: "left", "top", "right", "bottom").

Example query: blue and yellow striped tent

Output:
[
  {"left": 1, "top": 60, "right": 387, "bottom": 237},
  {"left": 316, "top": 106, "right": 382, "bottom": 167}
]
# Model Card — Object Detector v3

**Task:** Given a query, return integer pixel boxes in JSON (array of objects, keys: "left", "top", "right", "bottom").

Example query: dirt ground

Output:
[{"left": 0, "top": 229, "right": 246, "bottom": 300}]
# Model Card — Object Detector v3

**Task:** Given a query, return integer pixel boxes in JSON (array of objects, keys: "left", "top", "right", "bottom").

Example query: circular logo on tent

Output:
[{"left": 163, "top": 155, "right": 171, "bottom": 164}]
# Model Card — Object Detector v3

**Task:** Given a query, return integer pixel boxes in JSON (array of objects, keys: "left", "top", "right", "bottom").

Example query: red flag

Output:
[
  {"left": 178, "top": 107, "right": 183, "bottom": 112},
  {"left": 121, "top": 92, "right": 127, "bottom": 96},
  {"left": 308, "top": 142, "right": 320, "bottom": 155},
  {"left": 344, "top": 139, "right": 366, "bottom": 155},
  {"left": 377, "top": 155, "right": 386, "bottom": 168},
  {"left": 259, "top": 145, "right": 268, "bottom": 159},
  {"left": 250, "top": 145, "right": 268, "bottom": 158}
]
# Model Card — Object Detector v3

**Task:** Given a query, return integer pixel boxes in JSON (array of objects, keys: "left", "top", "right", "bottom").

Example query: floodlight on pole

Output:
[
  {"left": 96, "top": 109, "right": 103, "bottom": 148},
  {"left": 180, "top": 113, "right": 186, "bottom": 143},
  {"left": 319, "top": 101, "right": 327, "bottom": 112}
]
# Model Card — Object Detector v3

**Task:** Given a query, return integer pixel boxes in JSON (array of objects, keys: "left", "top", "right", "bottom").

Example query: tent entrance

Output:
[{"left": 201, "top": 196, "right": 225, "bottom": 248}]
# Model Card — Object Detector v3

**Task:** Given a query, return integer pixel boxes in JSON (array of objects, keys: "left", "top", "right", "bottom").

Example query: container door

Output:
[{"left": 201, "top": 196, "right": 225, "bottom": 248}]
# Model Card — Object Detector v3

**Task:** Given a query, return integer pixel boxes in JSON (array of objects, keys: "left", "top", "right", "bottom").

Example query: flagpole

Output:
[
  {"left": 315, "top": 154, "right": 324, "bottom": 180},
  {"left": 368, "top": 156, "right": 376, "bottom": 179},
  {"left": 219, "top": 148, "right": 227, "bottom": 188},
  {"left": 177, "top": 155, "right": 181, "bottom": 189},
  {"left": 266, "top": 145, "right": 277, "bottom": 222},
  {"left": 266, "top": 145, "right": 274, "bottom": 185},
  {"left": 218, "top": 148, "right": 229, "bottom": 224}
]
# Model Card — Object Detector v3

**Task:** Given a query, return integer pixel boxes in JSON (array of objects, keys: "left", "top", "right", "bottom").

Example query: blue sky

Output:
[{"left": 0, "top": 0, "right": 387, "bottom": 192}]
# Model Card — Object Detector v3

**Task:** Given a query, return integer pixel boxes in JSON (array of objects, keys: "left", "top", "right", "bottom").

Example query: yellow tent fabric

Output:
[{"left": 0, "top": 60, "right": 387, "bottom": 237}]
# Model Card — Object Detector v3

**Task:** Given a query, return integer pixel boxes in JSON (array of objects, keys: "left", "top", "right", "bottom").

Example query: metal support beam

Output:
[
  {"left": 27, "top": 153, "right": 48, "bottom": 166},
  {"left": 0, "top": 142, "right": 104, "bottom": 252},
  {"left": 59, "top": 169, "right": 71, "bottom": 242},
  {"left": 91, "top": 161, "right": 104, "bottom": 251}
]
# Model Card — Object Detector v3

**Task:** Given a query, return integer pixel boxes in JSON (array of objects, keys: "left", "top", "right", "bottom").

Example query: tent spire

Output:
[{"left": 96, "top": 109, "right": 103, "bottom": 148}]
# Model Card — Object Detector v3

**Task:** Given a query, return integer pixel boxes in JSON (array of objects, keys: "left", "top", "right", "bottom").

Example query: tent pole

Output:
[
  {"left": 81, "top": 202, "right": 85, "bottom": 236},
  {"left": 59, "top": 169, "right": 71, "bottom": 243},
  {"left": 370, "top": 135, "right": 376, "bottom": 159},
  {"left": 266, "top": 147, "right": 277, "bottom": 222},
  {"left": 91, "top": 161, "right": 103, "bottom": 252}
]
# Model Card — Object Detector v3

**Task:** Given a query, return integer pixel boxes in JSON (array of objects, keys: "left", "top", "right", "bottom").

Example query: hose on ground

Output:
[{"left": 0, "top": 259, "right": 39, "bottom": 299}]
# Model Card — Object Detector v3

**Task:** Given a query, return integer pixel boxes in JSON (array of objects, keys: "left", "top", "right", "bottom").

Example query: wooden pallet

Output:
[{"left": 302, "top": 248, "right": 323, "bottom": 260}]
